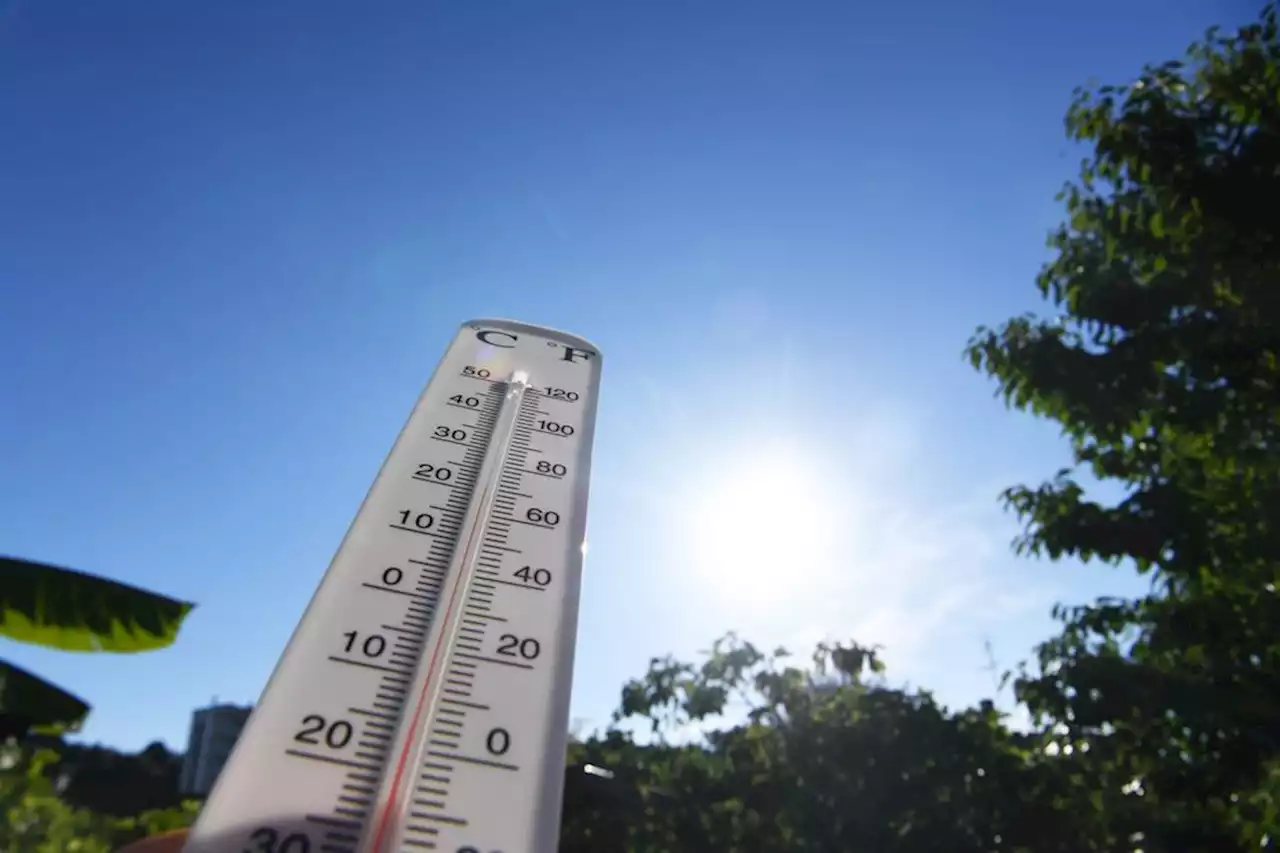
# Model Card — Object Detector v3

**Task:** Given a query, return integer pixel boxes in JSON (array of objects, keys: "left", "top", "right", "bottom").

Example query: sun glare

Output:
[{"left": 684, "top": 441, "right": 840, "bottom": 608}]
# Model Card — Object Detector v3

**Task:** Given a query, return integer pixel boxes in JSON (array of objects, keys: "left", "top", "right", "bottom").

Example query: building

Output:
[{"left": 179, "top": 702, "right": 253, "bottom": 796}]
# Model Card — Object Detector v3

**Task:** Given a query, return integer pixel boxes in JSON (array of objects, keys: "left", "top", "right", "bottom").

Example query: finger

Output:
[{"left": 114, "top": 829, "right": 189, "bottom": 853}]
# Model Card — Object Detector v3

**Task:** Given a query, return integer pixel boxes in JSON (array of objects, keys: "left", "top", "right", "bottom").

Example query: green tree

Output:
[
  {"left": 0, "top": 743, "right": 199, "bottom": 852},
  {"left": 966, "top": 3, "right": 1280, "bottom": 849},
  {"left": 50, "top": 740, "right": 187, "bottom": 818},
  {"left": 0, "top": 746, "right": 115, "bottom": 853},
  {"left": 559, "top": 634, "right": 1107, "bottom": 852}
]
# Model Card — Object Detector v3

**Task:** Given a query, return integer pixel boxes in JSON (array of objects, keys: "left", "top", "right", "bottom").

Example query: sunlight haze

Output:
[{"left": 0, "top": 0, "right": 1226, "bottom": 751}]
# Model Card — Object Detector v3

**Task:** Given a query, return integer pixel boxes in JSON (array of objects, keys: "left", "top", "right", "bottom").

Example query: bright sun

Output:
[{"left": 684, "top": 441, "right": 840, "bottom": 608}]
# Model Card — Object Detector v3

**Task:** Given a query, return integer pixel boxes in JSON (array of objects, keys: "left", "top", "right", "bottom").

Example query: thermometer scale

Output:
[{"left": 184, "top": 319, "right": 603, "bottom": 853}]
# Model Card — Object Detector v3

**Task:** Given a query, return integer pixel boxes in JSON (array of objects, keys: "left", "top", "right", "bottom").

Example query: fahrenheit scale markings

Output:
[{"left": 184, "top": 320, "right": 602, "bottom": 853}]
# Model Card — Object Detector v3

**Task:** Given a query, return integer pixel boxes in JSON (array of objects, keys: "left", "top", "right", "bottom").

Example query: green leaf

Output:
[
  {"left": 0, "top": 658, "right": 90, "bottom": 735},
  {"left": 1150, "top": 209, "right": 1165, "bottom": 238},
  {"left": 0, "top": 556, "right": 194, "bottom": 653}
]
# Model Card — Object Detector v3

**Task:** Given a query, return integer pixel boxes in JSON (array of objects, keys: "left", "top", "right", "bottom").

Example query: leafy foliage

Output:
[
  {"left": 0, "top": 742, "right": 198, "bottom": 852},
  {"left": 0, "top": 661, "right": 90, "bottom": 738},
  {"left": 51, "top": 740, "right": 187, "bottom": 818},
  {"left": 562, "top": 634, "right": 1113, "bottom": 853},
  {"left": 0, "top": 556, "right": 194, "bottom": 654},
  {"left": 966, "top": 3, "right": 1280, "bottom": 849},
  {"left": 0, "top": 746, "right": 114, "bottom": 853},
  {"left": 0, "top": 554, "right": 196, "bottom": 739}
]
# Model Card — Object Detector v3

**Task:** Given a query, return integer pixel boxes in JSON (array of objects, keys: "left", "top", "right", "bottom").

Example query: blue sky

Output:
[{"left": 1, "top": 0, "right": 1237, "bottom": 752}]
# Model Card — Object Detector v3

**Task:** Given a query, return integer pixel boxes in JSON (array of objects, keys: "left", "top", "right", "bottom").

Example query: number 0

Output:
[{"left": 486, "top": 727, "right": 511, "bottom": 755}]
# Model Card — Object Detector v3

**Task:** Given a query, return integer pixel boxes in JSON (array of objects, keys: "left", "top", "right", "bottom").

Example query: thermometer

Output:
[{"left": 184, "top": 319, "right": 602, "bottom": 853}]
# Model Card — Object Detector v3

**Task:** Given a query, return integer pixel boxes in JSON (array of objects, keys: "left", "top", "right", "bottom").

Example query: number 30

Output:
[{"left": 244, "top": 827, "right": 310, "bottom": 853}]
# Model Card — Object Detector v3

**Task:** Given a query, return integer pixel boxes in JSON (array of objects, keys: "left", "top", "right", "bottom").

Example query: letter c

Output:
[{"left": 477, "top": 329, "right": 517, "bottom": 349}]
